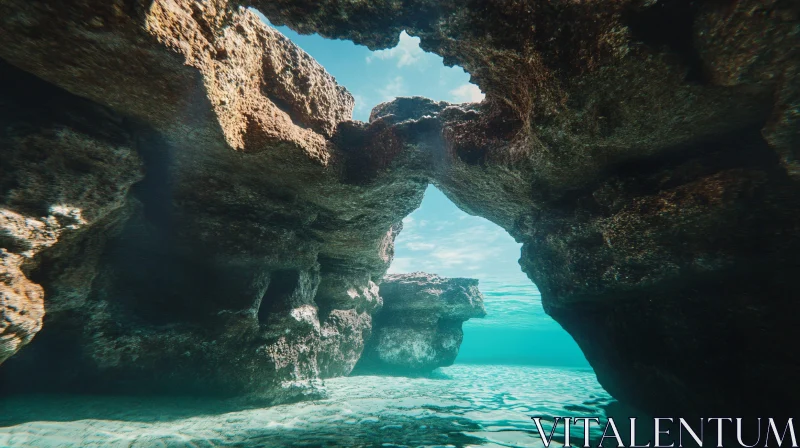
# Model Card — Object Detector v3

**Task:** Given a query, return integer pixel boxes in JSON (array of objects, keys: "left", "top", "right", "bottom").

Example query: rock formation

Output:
[
  {"left": 254, "top": 0, "right": 800, "bottom": 421},
  {"left": 0, "top": 61, "right": 144, "bottom": 366},
  {"left": 356, "top": 273, "right": 485, "bottom": 374},
  {"left": 0, "top": 1, "right": 423, "bottom": 402},
  {"left": 0, "top": 0, "right": 797, "bottom": 428}
]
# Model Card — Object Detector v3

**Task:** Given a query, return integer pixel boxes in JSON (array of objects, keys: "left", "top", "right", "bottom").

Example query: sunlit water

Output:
[
  {"left": 0, "top": 282, "right": 614, "bottom": 447},
  {"left": 0, "top": 365, "right": 611, "bottom": 447}
]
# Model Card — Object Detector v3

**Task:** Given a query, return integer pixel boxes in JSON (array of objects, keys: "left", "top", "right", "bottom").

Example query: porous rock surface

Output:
[
  {"left": 0, "top": 0, "right": 422, "bottom": 401},
  {"left": 0, "top": 0, "right": 797, "bottom": 424},
  {"left": 356, "top": 273, "right": 485, "bottom": 374},
  {"left": 0, "top": 62, "right": 143, "bottom": 366},
  {"left": 256, "top": 0, "right": 800, "bottom": 421}
]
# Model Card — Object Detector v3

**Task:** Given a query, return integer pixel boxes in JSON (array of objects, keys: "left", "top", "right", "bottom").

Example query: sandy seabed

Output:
[{"left": 0, "top": 365, "right": 612, "bottom": 448}]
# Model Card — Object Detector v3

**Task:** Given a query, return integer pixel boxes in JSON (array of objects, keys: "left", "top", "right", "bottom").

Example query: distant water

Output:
[
  {"left": 0, "top": 365, "right": 612, "bottom": 447},
  {"left": 459, "top": 280, "right": 590, "bottom": 368}
]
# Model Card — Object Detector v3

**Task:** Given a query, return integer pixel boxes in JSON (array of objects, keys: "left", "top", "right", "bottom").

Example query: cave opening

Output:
[
  {"left": 348, "top": 184, "right": 613, "bottom": 445},
  {"left": 258, "top": 268, "right": 301, "bottom": 322},
  {"left": 0, "top": 9, "right": 616, "bottom": 446},
  {"left": 246, "top": 16, "right": 613, "bottom": 445},
  {"left": 252, "top": 11, "right": 592, "bottom": 371},
  {"left": 0, "top": 0, "right": 795, "bottom": 445},
  {"left": 388, "top": 185, "right": 590, "bottom": 368},
  {"left": 252, "top": 10, "right": 484, "bottom": 121}
]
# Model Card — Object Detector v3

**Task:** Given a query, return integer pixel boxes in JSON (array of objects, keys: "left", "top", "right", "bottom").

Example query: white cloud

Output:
[
  {"left": 366, "top": 31, "right": 425, "bottom": 68},
  {"left": 449, "top": 83, "right": 485, "bottom": 103},
  {"left": 352, "top": 94, "right": 369, "bottom": 114},
  {"left": 379, "top": 76, "right": 406, "bottom": 101},
  {"left": 430, "top": 246, "right": 493, "bottom": 267},
  {"left": 405, "top": 242, "right": 436, "bottom": 251},
  {"left": 387, "top": 187, "right": 525, "bottom": 280},
  {"left": 387, "top": 257, "right": 414, "bottom": 273}
]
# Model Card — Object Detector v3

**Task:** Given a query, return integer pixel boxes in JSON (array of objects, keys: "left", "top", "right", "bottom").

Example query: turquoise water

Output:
[
  {"left": 459, "top": 281, "right": 589, "bottom": 368},
  {"left": 387, "top": 186, "right": 589, "bottom": 368}
]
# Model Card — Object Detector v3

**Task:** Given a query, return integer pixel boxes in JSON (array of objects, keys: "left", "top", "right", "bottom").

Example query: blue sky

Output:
[
  {"left": 257, "top": 13, "right": 484, "bottom": 121},
  {"left": 388, "top": 186, "right": 529, "bottom": 283},
  {"left": 256, "top": 15, "right": 527, "bottom": 284}
]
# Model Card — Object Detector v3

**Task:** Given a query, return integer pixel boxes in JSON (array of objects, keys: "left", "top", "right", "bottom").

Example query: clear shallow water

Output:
[
  {"left": 0, "top": 268, "right": 605, "bottom": 447},
  {"left": 460, "top": 281, "right": 589, "bottom": 368},
  {"left": 0, "top": 364, "right": 612, "bottom": 447}
]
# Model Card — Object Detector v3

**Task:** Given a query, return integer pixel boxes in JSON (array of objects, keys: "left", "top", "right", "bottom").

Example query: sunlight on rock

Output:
[{"left": 0, "top": 0, "right": 796, "bottom": 445}]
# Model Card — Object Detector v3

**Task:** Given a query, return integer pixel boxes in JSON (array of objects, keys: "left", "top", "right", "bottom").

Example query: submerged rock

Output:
[{"left": 356, "top": 273, "right": 485, "bottom": 374}]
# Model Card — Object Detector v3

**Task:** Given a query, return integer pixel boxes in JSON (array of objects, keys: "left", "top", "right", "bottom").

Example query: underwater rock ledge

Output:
[{"left": 355, "top": 273, "right": 486, "bottom": 375}]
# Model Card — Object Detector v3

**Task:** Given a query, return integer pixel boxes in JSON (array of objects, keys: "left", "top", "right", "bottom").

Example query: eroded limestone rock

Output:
[
  {"left": 0, "top": 252, "right": 43, "bottom": 365},
  {"left": 356, "top": 273, "right": 485, "bottom": 374},
  {"left": 0, "top": 1, "right": 422, "bottom": 401},
  {"left": 0, "top": 62, "right": 143, "bottom": 365},
  {"left": 252, "top": 0, "right": 800, "bottom": 419},
  {"left": 0, "top": 0, "right": 798, "bottom": 424}
]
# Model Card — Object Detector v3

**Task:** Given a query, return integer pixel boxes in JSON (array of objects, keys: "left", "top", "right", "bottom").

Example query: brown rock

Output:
[
  {"left": 0, "top": 0, "right": 423, "bottom": 401},
  {"left": 0, "top": 0, "right": 798, "bottom": 426},
  {"left": 0, "top": 252, "right": 43, "bottom": 365},
  {"left": 252, "top": 0, "right": 800, "bottom": 420},
  {"left": 0, "top": 61, "right": 143, "bottom": 365}
]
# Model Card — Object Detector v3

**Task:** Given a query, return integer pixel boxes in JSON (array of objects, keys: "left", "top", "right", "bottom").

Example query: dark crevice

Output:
[
  {"left": 0, "top": 232, "right": 29, "bottom": 254},
  {"left": 98, "top": 215, "right": 274, "bottom": 326},
  {"left": 543, "top": 122, "right": 781, "bottom": 211},
  {"left": 0, "top": 60, "right": 131, "bottom": 218},
  {"left": 455, "top": 143, "right": 486, "bottom": 166},
  {"left": 0, "top": 310, "right": 88, "bottom": 396},
  {"left": 260, "top": 88, "right": 311, "bottom": 132},
  {"left": 611, "top": 123, "right": 780, "bottom": 189},
  {"left": 0, "top": 60, "right": 129, "bottom": 146},
  {"left": 258, "top": 269, "right": 300, "bottom": 322},
  {"left": 626, "top": 0, "right": 711, "bottom": 84},
  {"left": 126, "top": 120, "right": 175, "bottom": 233}
]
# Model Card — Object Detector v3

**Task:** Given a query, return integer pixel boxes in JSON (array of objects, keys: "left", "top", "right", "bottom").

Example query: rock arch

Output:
[{"left": 0, "top": 0, "right": 797, "bottom": 423}]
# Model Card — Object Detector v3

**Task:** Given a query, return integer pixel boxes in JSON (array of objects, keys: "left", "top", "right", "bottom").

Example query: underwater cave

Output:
[{"left": 0, "top": 0, "right": 798, "bottom": 447}]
